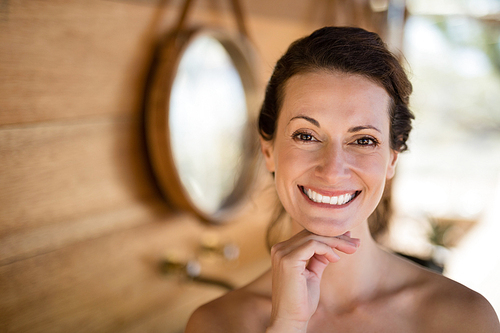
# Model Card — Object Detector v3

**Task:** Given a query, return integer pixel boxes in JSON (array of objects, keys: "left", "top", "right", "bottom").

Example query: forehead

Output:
[{"left": 279, "top": 71, "right": 391, "bottom": 130}]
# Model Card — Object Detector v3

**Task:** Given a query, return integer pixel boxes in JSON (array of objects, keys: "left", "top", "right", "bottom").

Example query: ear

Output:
[
  {"left": 260, "top": 137, "right": 275, "bottom": 173},
  {"left": 386, "top": 150, "right": 399, "bottom": 180}
]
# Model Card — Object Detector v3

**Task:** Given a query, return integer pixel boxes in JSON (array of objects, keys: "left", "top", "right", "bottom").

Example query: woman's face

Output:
[{"left": 261, "top": 71, "right": 398, "bottom": 237}]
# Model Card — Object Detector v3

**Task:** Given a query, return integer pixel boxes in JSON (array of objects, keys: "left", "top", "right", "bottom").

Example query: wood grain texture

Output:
[
  {"left": 0, "top": 217, "right": 201, "bottom": 333},
  {"left": 0, "top": 200, "right": 169, "bottom": 266},
  {"left": 0, "top": 0, "right": 391, "bottom": 332},
  {"left": 0, "top": 0, "right": 174, "bottom": 126},
  {"left": 0, "top": 115, "right": 158, "bottom": 235},
  {"left": 0, "top": 197, "right": 271, "bottom": 333}
]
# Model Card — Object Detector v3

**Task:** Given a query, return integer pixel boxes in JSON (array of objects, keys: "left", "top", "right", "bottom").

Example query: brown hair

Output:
[{"left": 259, "top": 27, "right": 414, "bottom": 247}]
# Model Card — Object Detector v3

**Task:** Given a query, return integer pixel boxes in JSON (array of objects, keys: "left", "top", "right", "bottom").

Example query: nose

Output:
[{"left": 314, "top": 143, "right": 351, "bottom": 183}]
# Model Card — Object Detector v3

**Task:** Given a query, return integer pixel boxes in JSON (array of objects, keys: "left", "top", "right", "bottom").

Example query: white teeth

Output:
[{"left": 303, "top": 188, "right": 356, "bottom": 206}]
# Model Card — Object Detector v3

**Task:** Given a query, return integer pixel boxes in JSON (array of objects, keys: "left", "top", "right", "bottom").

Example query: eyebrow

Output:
[
  {"left": 289, "top": 116, "right": 381, "bottom": 134},
  {"left": 348, "top": 125, "right": 381, "bottom": 133},
  {"left": 289, "top": 115, "right": 320, "bottom": 127}
]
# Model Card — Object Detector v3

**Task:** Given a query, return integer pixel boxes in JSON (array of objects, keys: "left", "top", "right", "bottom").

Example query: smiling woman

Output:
[{"left": 185, "top": 26, "right": 500, "bottom": 333}]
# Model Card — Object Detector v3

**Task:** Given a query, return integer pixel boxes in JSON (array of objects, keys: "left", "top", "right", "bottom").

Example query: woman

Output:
[{"left": 185, "top": 27, "right": 500, "bottom": 332}]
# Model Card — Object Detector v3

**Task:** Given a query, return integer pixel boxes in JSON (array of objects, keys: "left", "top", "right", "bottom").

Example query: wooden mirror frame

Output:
[{"left": 145, "top": 28, "right": 259, "bottom": 223}]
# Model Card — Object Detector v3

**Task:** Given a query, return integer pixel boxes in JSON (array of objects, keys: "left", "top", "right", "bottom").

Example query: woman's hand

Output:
[{"left": 266, "top": 229, "right": 360, "bottom": 333}]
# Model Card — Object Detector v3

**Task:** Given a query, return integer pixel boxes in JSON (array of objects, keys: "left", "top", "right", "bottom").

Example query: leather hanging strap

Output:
[
  {"left": 174, "top": 0, "right": 249, "bottom": 37},
  {"left": 229, "top": 0, "right": 248, "bottom": 37},
  {"left": 174, "top": 0, "right": 194, "bottom": 33}
]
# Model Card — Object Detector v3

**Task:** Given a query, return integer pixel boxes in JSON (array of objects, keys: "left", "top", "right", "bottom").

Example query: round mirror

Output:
[{"left": 146, "top": 29, "right": 259, "bottom": 223}]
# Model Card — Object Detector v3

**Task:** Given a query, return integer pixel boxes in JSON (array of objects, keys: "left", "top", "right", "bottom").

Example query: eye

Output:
[
  {"left": 354, "top": 137, "right": 379, "bottom": 146},
  {"left": 292, "top": 130, "right": 318, "bottom": 142}
]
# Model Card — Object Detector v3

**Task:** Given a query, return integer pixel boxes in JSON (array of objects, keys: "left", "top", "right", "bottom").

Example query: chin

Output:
[{"left": 297, "top": 215, "right": 356, "bottom": 237}]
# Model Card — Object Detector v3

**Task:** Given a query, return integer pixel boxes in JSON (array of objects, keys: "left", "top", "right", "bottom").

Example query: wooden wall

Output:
[{"left": 0, "top": 0, "right": 390, "bottom": 332}]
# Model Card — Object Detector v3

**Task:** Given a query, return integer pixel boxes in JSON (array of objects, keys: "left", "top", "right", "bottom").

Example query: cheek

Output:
[
  {"left": 275, "top": 148, "right": 299, "bottom": 186},
  {"left": 273, "top": 147, "right": 314, "bottom": 203},
  {"left": 350, "top": 153, "right": 392, "bottom": 185},
  {"left": 275, "top": 146, "right": 316, "bottom": 180}
]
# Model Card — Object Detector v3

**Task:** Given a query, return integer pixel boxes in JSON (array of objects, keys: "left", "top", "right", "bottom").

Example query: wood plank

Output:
[
  {"left": 0, "top": 195, "right": 271, "bottom": 333},
  {"left": 0, "top": 115, "right": 158, "bottom": 236},
  {"left": 0, "top": 199, "right": 169, "bottom": 266},
  {"left": 0, "top": 0, "right": 175, "bottom": 125},
  {"left": 0, "top": 0, "right": 386, "bottom": 126},
  {"left": 0, "top": 217, "right": 203, "bottom": 333},
  {"left": 0, "top": 0, "right": 253, "bottom": 126}
]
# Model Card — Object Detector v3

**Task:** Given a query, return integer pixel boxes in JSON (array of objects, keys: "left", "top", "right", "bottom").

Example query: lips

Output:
[{"left": 300, "top": 186, "right": 360, "bottom": 206}]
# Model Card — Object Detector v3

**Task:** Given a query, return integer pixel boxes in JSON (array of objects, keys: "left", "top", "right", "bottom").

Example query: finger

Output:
[
  {"left": 284, "top": 229, "right": 359, "bottom": 249},
  {"left": 307, "top": 253, "right": 337, "bottom": 277},
  {"left": 335, "top": 233, "right": 361, "bottom": 249},
  {"left": 273, "top": 231, "right": 359, "bottom": 261},
  {"left": 278, "top": 239, "right": 340, "bottom": 268},
  {"left": 303, "top": 235, "right": 359, "bottom": 255},
  {"left": 296, "top": 229, "right": 360, "bottom": 249},
  {"left": 299, "top": 232, "right": 360, "bottom": 254},
  {"left": 328, "top": 238, "right": 359, "bottom": 254}
]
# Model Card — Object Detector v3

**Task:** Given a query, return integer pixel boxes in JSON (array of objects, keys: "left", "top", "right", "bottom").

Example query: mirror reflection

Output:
[{"left": 169, "top": 35, "right": 248, "bottom": 216}]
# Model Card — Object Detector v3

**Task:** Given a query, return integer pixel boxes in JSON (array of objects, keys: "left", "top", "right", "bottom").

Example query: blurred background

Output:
[
  {"left": 0, "top": 0, "right": 499, "bottom": 332},
  {"left": 390, "top": 0, "right": 500, "bottom": 314}
]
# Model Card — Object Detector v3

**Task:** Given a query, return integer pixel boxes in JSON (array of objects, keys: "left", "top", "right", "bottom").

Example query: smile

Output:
[{"left": 300, "top": 186, "right": 360, "bottom": 206}]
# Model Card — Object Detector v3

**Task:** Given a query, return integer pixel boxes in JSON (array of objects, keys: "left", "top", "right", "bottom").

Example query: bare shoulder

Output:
[
  {"left": 395, "top": 255, "right": 500, "bottom": 332},
  {"left": 185, "top": 271, "right": 272, "bottom": 333},
  {"left": 422, "top": 272, "right": 499, "bottom": 332}
]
